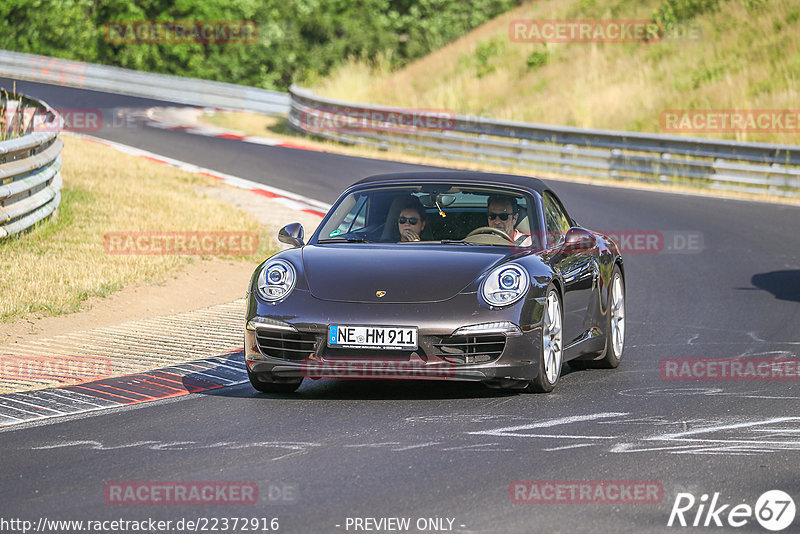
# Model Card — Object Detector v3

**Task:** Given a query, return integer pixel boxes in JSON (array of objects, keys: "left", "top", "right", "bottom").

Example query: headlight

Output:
[
  {"left": 480, "top": 263, "right": 529, "bottom": 307},
  {"left": 257, "top": 259, "right": 297, "bottom": 302}
]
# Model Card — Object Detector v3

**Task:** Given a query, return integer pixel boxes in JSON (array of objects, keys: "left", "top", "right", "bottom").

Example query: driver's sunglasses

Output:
[
  {"left": 488, "top": 212, "right": 513, "bottom": 221},
  {"left": 398, "top": 216, "right": 419, "bottom": 225}
]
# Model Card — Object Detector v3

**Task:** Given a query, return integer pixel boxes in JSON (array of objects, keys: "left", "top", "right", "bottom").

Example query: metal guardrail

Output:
[
  {"left": 289, "top": 86, "right": 800, "bottom": 198},
  {"left": 0, "top": 93, "right": 63, "bottom": 239},
  {"left": 1, "top": 49, "right": 796, "bottom": 198},
  {"left": 0, "top": 49, "right": 289, "bottom": 115}
]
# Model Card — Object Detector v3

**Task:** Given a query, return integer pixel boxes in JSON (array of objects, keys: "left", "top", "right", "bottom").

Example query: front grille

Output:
[
  {"left": 255, "top": 330, "right": 317, "bottom": 360},
  {"left": 321, "top": 347, "right": 418, "bottom": 361},
  {"left": 432, "top": 334, "right": 506, "bottom": 364}
]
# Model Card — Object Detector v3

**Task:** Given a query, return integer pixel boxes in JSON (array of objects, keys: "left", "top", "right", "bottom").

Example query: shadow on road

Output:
[
  {"left": 187, "top": 350, "right": 586, "bottom": 400},
  {"left": 204, "top": 378, "right": 517, "bottom": 400},
  {"left": 750, "top": 270, "right": 800, "bottom": 302},
  {"left": 196, "top": 363, "right": 582, "bottom": 401}
]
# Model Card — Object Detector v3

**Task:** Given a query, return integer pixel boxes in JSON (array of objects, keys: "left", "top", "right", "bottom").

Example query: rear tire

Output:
[
  {"left": 247, "top": 368, "right": 302, "bottom": 393},
  {"left": 529, "top": 287, "right": 564, "bottom": 393}
]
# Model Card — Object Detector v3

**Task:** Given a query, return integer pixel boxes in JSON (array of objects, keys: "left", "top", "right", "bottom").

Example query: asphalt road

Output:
[{"left": 2, "top": 78, "right": 800, "bottom": 534}]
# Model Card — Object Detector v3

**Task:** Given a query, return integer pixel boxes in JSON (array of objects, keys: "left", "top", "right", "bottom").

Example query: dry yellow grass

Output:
[
  {"left": 201, "top": 110, "right": 287, "bottom": 138},
  {"left": 0, "top": 135, "right": 274, "bottom": 322},
  {"left": 314, "top": 0, "right": 800, "bottom": 145}
]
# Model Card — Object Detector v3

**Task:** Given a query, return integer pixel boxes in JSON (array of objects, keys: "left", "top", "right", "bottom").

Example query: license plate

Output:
[{"left": 327, "top": 325, "right": 418, "bottom": 350}]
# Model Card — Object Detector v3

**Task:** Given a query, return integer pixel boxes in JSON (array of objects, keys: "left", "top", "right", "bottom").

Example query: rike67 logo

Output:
[{"left": 668, "top": 490, "right": 796, "bottom": 531}]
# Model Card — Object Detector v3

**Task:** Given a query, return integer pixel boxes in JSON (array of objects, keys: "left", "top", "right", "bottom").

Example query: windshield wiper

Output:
[{"left": 317, "top": 237, "right": 372, "bottom": 243}]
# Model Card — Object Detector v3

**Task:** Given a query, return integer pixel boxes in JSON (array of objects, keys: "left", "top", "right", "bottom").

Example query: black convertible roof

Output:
[{"left": 353, "top": 171, "right": 549, "bottom": 194}]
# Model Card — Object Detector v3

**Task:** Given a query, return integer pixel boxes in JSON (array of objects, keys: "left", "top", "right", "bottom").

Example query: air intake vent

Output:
[
  {"left": 432, "top": 334, "right": 506, "bottom": 364},
  {"left": 255, "top": 331, "right": 317, "bottom": 360}
]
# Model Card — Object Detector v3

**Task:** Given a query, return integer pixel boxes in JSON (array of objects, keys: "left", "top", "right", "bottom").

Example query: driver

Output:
[{"left": 487, "top": 195, "right": 531, "bottom": 246}]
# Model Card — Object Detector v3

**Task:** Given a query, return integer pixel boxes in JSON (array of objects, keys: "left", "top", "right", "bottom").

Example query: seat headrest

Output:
[{"left": 515, "top": 207, "right": 530, "bottom": 234}]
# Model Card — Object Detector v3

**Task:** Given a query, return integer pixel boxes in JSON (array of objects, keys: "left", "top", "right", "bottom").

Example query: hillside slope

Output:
[{"left": 315, "top": 0, "right": 800, "bottom": 144}]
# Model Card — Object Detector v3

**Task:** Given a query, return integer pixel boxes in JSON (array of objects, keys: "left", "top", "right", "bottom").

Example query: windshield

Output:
[{"left": 314, "top": 184, "right": 540, "bottom": 249}]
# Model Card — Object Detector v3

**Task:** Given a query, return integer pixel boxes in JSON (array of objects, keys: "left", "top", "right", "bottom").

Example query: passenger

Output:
[
  {"left": 487, "top": 194, "right": 531, "bottom": 246},
  {"left": 397, "top": 196, "right": 427, "bottom": 242}
]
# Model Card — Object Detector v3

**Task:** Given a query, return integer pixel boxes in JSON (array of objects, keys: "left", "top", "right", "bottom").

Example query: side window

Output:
[
  {"left": 322, "top": 194, "right": 368, "bottom": 238},
  {"left": 543, "top": 192, "right": 571, "bottom": 246},
  {"left": 337, "top": 195, "right": 368, "bottom": 234}
]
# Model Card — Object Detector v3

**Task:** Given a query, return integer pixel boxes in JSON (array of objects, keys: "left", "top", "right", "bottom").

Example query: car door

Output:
[{"left": 543, "top": 191, "right": 596, "bottom": 346}]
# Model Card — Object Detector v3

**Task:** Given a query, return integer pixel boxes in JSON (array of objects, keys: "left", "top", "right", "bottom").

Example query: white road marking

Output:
[
  {"left": 345, "top": 442, "right": 402, "bottom": 448},
  {"left": 392, "top": 442, "right": 441, "bottom": 451},
  {"left": 649, "top": 416, "right": 800, "bottom": 441},
  {"left": 468, "top": 412, "right": 628, "bottom": 437},
  {"left": 611, "top": 416, "right": 800, "bottom": 455},
  {"left": 542, "top": 443, "right": 595, "bottom": 451},
  {"left": 440, "top": 443, "right": 514, "bottom": 452}
]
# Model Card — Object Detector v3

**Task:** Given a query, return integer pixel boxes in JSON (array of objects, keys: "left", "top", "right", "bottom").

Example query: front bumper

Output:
[{"left": 244, "top": 290, "right": 545, "bottom": 386}]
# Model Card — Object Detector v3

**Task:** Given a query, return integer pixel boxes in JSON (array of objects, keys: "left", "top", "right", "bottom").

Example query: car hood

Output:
[{"left": 302, "top": 244, "right": 512, "bottom": 303}]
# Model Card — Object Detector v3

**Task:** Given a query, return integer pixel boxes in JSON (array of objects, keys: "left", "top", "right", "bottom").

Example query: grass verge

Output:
[{"left": 0, "top": 135, "right": 275, "bottom": 323}]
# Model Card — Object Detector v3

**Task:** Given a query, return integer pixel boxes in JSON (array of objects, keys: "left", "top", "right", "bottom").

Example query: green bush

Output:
[
  {"left": 474, "top": 38, "right": 505, "bottom": 77},
  {"left": 526, "top": 49, "right": 549, "bottom": 69},
  {"left": 651, "top": 0, "right": 721, "bottom": 30},
  {"left": 0, "top": 0, "right": 522, "bottom": 91}
]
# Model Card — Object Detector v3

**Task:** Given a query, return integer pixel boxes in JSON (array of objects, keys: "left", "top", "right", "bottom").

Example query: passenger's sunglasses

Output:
[
  {"left": 488, "top": 212, "right": 513, "bottom": 221},
  {"left": 398, "top": 216, "right": 419, "bottom": 225}
]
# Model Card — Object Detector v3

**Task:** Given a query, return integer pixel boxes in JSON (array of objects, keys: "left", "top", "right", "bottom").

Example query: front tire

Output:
[
  {"left": 596, "top": 267, "right": 625, "bottom": 368},
  {"left": 530, "top": 287, "right": 564, "bottom": 393},
  {"left": 571, "top": 266, "right": 625, "bottom": 370},
  {"left": 247, "top": 367, "right": 302, "bottom": 394}
]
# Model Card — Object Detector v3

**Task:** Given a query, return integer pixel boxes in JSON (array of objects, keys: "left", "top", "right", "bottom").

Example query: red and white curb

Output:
[
  {"left": 0, "top": 131, "right": 332, "bottom": 429},
  {"left": 142, "top": 106, "right": 321, "bottom": 151},
  {"left": 67, "top": 132, "right": 331, "bottom": 217},
  {"left": 0, "top": 352, "right": 247, "bottom": 430}
]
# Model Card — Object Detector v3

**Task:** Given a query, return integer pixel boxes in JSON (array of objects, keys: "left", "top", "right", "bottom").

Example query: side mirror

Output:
[
  {"left": 563, "top": 227, "right": 596, "bottom": 253},
  {"left": 278, "top": 223, "right": 304, "bottom": 248}
]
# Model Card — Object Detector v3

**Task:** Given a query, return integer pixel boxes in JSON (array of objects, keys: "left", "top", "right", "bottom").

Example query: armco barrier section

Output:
[
  {"left": 0, "top": 49, "right": 289, "bottom": 115},
  {"left": 2, "top": 50, "right": 797, "bottom": 198},
  {"left": 288, "top": 86, "right": 800, "bottom": 198},
  {"left": 0, "top": 92, "right": 62, "bottom": 239}
]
